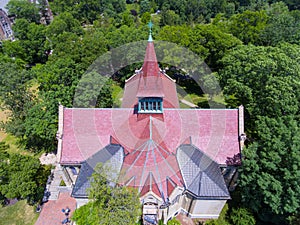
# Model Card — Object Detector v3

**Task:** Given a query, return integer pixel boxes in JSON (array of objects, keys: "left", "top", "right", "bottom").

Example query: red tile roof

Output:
[
  {"left": 166, "top": 177, "right": 177, "bottom": 197},
  {"left": 61, "top": 108, "right": 239, "bottom": 165},
  {"left": 140, "top": 172, "right": 161, "bottom": 197},
  {"left": 141, "top": 41, "right": 160, "bottom": 77},
  {"left": 122, "top": 40, "right": 179, "bottom": 108},
  {"left": 60, "top": 108, "right": 240, "bottom": 198}
]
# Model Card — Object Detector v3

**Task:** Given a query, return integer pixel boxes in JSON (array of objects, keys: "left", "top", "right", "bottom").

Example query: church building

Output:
[{"left": 57, "top": 31, "right": 245, "bottom": 224}]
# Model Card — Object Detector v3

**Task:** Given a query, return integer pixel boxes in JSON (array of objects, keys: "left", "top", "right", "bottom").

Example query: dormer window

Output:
[{"left": 138, "top": 97, "right": 163, "bottom": 113}]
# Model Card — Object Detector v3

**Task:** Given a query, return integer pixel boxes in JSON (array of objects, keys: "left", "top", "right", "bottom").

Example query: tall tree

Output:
[
  {"left": 6, "top": 0, "right": 40, "bottom": 23},
  {"left": 0, "top": 61, "right": 33, "bottom": 137},
  {"left": 219, "top": 43, "right": 300, "bottom": 224},
  {"left": 0, "top": 153, "right": 50, "bottom": 204},
  {"left": 72, "top": 163, "right": 141, "bottom": 225},
  {"left": 228, "top": 10, "right": 268, "bottom": 45},
  {"left": 260, "top": 2, "right": 300, "bottom": 46},
  {"left": 239, "top": 116, "right": 300, "bottom": 224},
  {"left": 4, "top": 19, "right": 48, "bottom": 64},
  {"left": 219, "top": 44, "right": 300, "bottom": 119}
]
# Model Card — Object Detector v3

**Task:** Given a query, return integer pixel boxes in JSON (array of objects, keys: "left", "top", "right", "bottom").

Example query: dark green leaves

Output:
[{"left": 72, "top": 164, "right": 141, "bottom": 225}]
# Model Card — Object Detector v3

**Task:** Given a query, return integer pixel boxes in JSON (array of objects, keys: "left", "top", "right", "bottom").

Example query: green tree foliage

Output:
[
  {"left": 50, "top": 0, "right": 126, "bottom": 23},
  {"left": 121, "top": 11, "right": 135, "bottom": 27},
  {"left": 240, "top": 117, "right": 300, "bottom": 224},
  {"left": 3, "top": 19, "right": 48, "bottom": 64},
  {"left": 24, "top": 58, "right": 82, "bottom": 151},
  {"left": 157, "top": 25, "right": 191, "bottom": 47},
  {"left": 166, "top": 218, "right": 181, "bottom": 225},
  {"left": 157, "top": 24, "right": 241, "bottom": 70},
  {"left": 219, "top": 43, "right": 300, "bottom": 223},
  {"left": 260, "top": 2, "right": 300, "bottom": 46},
  {"left": 267, "top": 0, "right": 300, "bottom": 10},
  {"left": 72, "top": 164, "right": 141, "bottom": 225},
  {"left": 189, "top": 24, "right": 242, "bottom": 69},
  {"left": 73, "top": 71, "right": 113, "bottom": 108},
  {"left": 229, "top": 207, "right": 255, "bottom": 225},
  {"left": 219, "top": 44, "right": 300, "bottom": 119},
  {"left": 0, "top": 142, "right": 9, "bottom": 205},
  {"left": 140, "top": 0, "right": 151, "bottom": 14},
  {"left": 6, "top": 0, "right": 40, "bottom": 23},
  {"left": 0, "top": 152, "right": 50, "bottom": 204},
  {"left": 160, "top": 10, "right": 181, "bottom": 26},
  {"left": 45, "top": 12, "right": 83, "bottom": 39},
  {"left": 0, "top": 61, "right": 33, "bottom": 137},
  {"left": 157, "top": 0, "right": 227, "bottom": 23},
  {"left": 227, "top": 10, "right": 268, "bottom": 45}
]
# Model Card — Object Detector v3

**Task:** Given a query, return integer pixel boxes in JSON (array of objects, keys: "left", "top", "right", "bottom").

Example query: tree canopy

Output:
[
  {"left": 0, "top": 142, "right": 50, "bottom": 204},
  {"left": 72, "top": 164, "right": 141, "bottom": 225}
]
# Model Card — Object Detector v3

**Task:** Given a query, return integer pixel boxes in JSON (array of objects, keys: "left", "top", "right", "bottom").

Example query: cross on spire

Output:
[{"left": 148, "top": 20, "right": 153, "bottom": 42}]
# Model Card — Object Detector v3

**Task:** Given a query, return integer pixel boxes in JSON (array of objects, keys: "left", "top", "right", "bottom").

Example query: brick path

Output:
[
  {"left": 35, "top": 192, "right": 76, "bottom": 225},
  {"left": 176, "top": 213, "right": 195, "bottom": 225}
]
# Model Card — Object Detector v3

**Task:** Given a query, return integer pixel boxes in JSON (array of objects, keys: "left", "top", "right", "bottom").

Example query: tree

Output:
[
  {"left": 45, "top": 12, "right": 83, "bottom": 39},
  {"left": 157, "top": 25, "right": 192, "bottom": 47},
  {"left": 229, "top": 207, "right": 256, "bottom": 225},
  {"left": 6, "top": 0, "right": 40, "bottom": 23},
  {"left": 260, "top": 2, "right": 300, "bottom": 46},
  {"left": 160, "top": 10, "right": 181, "bottom": 26},
  {"left": 50, "top": 0, "right": 126, "bottom": 23},
  {"left": 219, "top": 43, "right": 300, "bottom": 223},
  {"left": 0, "top": 142, "right": 9, "bottom": 205},
  {"left": 239, "top": 117, "right": 300, "bottom": 224},
  {"left": 72, "top": 163, "right": 141, "bottom": 225},
  {"left": 140, "top": 0, "right": 151, "bottom": 14},
  {"left": 73, "top": 71, "right": 113, "bottom": 108},
  {"left": 228, "top": 10, "right": 268, "bottom": 45},
  {"left": 4, "top": 19, "right": 48, "bottom": 64},
  {"left": 219, "top": 44, "right": 300, "bottom": 119},
  {"left": 0, "top": 153, "right": 50, "bottom": 204},
  {"left": 0, "top": 61, "right": 33, "bottom": 137},
  {"left": 167, "top": 218, "right": 181, "bottom": 225},
  {"left": 189, "top": 24, "right": 242, "bottom": 70}
]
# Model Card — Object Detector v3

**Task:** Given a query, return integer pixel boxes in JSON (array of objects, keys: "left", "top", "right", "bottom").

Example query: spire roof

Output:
[
  {"left": 121, "top": 23, "right": 180, "bottom": 108},
  {"left": 136, "top": 23, "right": 164, "bottom": 98}
]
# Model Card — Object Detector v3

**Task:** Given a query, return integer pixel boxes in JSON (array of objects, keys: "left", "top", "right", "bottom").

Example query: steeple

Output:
[
  {"left": 141, "top": 21, "right": 160, "bottom": 78},
  {"left": 121, "top": 21, "right": 179, "bottom": 109}
]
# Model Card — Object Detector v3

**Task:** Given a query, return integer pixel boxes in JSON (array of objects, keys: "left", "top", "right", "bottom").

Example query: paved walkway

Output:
[
  {"left": 176, "top": 213, "right": 195, "bottom": 225},
  {"left": 47, "top": 164, "right": 72, "bottom": 201},
  {"left": 40, "top": 154, "right": 72, "bottom": 201},
  {"left": 35, "top": 192, "right": 76, "bottom": 225}
]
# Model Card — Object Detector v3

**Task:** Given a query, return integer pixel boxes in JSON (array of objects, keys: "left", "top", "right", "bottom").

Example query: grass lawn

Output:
[
  {"left": 1, "top": 134, "right": 37, "bottom": 157},
  {"left": 0, "top": 108, "right": 38, "bottom": 157},
  {"left": 112, "top": 82, "right": 124, "bottom": 107},
  {"left": 179, "top": 92, "right": 226, "bottom": 108},
  {"left": 0, "top": 200, "right": 39, "bottom": 225}
]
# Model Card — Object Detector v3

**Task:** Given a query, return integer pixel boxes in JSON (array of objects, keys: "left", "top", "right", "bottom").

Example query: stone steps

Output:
[{"left": 45, "top": 163, "right": 72, "bottom": 201}]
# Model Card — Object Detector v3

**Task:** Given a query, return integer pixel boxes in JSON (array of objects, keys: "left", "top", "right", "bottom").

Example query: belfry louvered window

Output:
[{"left": 138, "top": 97, "right": 163, "bottom": 113}]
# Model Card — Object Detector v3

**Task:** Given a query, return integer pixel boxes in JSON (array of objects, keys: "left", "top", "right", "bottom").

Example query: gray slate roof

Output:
[
  {"left": 72, "top": 144, "right": 124, "bottom": 198},
  {"left": 176, "top": 144, "right": 230, "bottom": 199}
]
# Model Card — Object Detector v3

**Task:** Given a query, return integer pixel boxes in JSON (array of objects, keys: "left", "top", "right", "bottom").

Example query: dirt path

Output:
[{"left": 0, "top": 109, "right": 8, "bottom": 142}]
